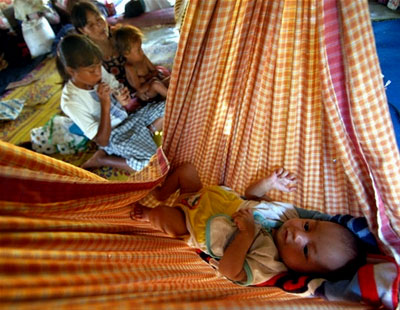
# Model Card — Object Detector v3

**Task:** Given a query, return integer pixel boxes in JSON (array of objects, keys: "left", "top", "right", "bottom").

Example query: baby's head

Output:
[
  {"left": 114, "top": 25, "right": 144, "bottom": 61},
  {"left": 274, "top": 218, "right": 363, "bottom": 277}
]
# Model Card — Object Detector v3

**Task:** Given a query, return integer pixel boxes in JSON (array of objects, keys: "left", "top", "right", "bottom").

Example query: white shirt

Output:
[{"left": 61, "top": 67, "right": 126, "bottom": 140}]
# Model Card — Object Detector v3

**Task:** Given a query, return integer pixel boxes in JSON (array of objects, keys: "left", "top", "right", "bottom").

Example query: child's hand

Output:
[
  {"left": 96, "top": 83, "right": 111, "bottom": 108},
  {"left": 137, "top": 84, "right": 150, "bottom": 101},
  {"left": 115, "top": 87, "right": 131, "bottom": 106},
  {"left": 138, "top": 92, "right": 150, "bottom": 101},
  {"left": 232, "top": 209, "right": 255, "bottom": 237}
]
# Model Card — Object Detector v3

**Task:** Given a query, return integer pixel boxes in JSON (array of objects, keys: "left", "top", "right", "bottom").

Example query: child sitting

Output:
[
  {"left": 114, "top": 25, "right": 170, "bottom": 102},
  {"left": 57, "top": 33, "right": 165, "bottom": 172},
  {"left": 130, "top": 163, "right": 364, "bottom": 285}
]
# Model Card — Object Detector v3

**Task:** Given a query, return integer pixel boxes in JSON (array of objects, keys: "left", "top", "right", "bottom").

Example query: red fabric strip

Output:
[{"left": 358, "top": 264, "right": 380, "bottom": 306}]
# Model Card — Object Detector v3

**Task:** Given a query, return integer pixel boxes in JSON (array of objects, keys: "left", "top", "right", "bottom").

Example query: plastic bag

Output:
[{"left": 22, "top": 16, "right": 55, "bottom": 57}]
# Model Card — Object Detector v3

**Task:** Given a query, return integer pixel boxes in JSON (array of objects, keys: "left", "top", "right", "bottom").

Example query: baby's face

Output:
[
  {"left": 274, "top": 218, "right": 353, "bottom": 274},
  {"left": 126, "top": 41, "right": 144, "bottom": 62}
]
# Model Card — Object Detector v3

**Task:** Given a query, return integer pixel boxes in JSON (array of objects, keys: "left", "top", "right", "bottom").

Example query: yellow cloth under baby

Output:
[{"left": 175, "top": 185, "right": 244, "bottom": 245}]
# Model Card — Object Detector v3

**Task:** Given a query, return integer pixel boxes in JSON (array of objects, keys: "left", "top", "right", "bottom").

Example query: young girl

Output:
[
  {"left": 57, "top": 34, "right": 164, "bottom": 172},
  {"left": 114, "top": 24, "right": 170, "bottom": 102}
]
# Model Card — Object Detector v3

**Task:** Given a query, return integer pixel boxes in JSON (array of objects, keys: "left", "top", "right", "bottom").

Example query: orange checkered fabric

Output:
[
  {"left": 1, "top": 0, "right": 399, "bottom": 308},
  {"left": 0, "top": 140, "right": 367, "bottom": 309},
  {"left": 164, "top": 0, "right": 400, "bottom": 261}
]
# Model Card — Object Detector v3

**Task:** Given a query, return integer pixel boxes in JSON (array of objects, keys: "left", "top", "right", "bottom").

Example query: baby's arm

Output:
[
  {"left": 218, "top": 209, "right": 255, "bottom": 282},
  {"left": 93, "top": 83, "right": 112, "bottom": 146},
  {"left": 245, "top": 168, "right": 297, "bottom": 200}
]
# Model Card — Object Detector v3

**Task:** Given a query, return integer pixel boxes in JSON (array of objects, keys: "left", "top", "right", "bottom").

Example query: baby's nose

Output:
[{"left": 294, "top": 230, "right": 307, "bottom": 246}]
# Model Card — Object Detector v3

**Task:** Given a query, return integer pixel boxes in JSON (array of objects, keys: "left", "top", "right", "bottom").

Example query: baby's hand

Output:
[
  {"left": 268, "top": 168, "right": 297, "bottom": 193},
  {"left": 232, "top": 209, "right": 255, "bottom": 237}
]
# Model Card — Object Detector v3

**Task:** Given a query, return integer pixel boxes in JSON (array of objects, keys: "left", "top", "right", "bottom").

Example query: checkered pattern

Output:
[
  {"left": 0, "top": 144, "right": 367, "bottom": 310},
  {"left": 103, "top": 101, "right": 165, "bottom": 171},
  {"left": 164, "top": 0, "right": 400, "bottom": 261},
  {"left": 1, "top": 0, "right": 399, "bottom": 309}
]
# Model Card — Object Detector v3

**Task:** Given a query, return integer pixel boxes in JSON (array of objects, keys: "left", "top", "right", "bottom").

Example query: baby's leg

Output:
[
  {"left": 153, "top": 163, "right": 203, "bottom": 201},
  {"left": 245, "top": 168, "right": 297, "bottom": 199},
  {"left": 131, "top": 203, "right": 188, "bottom": 237}
]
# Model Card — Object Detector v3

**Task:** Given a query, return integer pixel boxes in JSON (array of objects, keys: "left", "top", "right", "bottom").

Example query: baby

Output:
[
  {"left": 131, "top": 163, "right": 361, "bottom": 285},
  {"left": 114, "top": 25, "right": 170, "bottom": 102}
]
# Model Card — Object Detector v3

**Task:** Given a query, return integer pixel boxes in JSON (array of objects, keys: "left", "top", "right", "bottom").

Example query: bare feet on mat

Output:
[
  {"left": 267, "top": 168, "right": 297, "bottom": 192},
  {"left": 81, "top": 149, "right": 107, "bottom": 169},
  {"left": 130, "top": 204, "right": 150, "bottom": 222}
]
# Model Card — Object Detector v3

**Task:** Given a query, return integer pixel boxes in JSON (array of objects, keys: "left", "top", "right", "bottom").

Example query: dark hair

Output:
[
  {"left": 325, "top": 232, "right": 367, "bottom": 281},
  {"left": 114, "top": 24, "right": 143, "bottom": 56},
  {"left": 56, "top": 34, "right": 103, "bottom": 84},
  {"left": 314, "top": 227, "right": 367, "bottom": 281},
  {"left": 70, "top": 1, "right": 101, "bottom": 33}
]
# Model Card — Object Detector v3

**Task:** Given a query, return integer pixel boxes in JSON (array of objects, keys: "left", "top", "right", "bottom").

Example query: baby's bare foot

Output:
[
  {"left": 266, "top": 168, "right": 297, "bottom": 192},
  {"left": 130, "top": 203, "right": 151, "bottom": 222}
]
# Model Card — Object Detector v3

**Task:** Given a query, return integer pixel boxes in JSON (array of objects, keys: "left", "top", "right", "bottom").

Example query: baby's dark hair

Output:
[
  {"left": 70, "top": 1, "right": 101, "bottom": 33},
  {"left": 56, "top": 34, "right": 103, "bottom": 84},
  {"left": 114, "top": 25, "right": 144, "bottom": 56},
  {"left": 328, "top": 224, "right": 367, "bottom": 280},
  {"left": 320, "top": 226, "right": 366, "bottom": 281}
]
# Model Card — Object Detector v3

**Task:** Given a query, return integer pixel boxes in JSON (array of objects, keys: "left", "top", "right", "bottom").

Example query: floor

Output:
[{"left": 369, "top": 0, "right": 400, "bottom": 20}]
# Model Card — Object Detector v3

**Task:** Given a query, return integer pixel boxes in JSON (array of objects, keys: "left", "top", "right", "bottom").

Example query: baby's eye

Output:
[
  {"left": 303, "top": 245, "right": 309, "bottom": 258},
  {"left": 304, "top": 222, "right": 309, "bottom": 231}
]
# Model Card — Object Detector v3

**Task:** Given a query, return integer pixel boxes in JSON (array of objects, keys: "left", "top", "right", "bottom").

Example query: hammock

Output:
[
  {"left": 0, "top": 141, "right": 388, "bottom": 310},
  {"left": 1, "top": 0, "right": 399, "bottom": 309},
  {"left": 164, "top": 0, "right": 400, "bottom": 258}
]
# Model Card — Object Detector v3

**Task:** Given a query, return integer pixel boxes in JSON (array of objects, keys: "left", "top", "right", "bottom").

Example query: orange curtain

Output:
[{"left": 164, "top": 0, "right": 400, "bottom": 261}]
